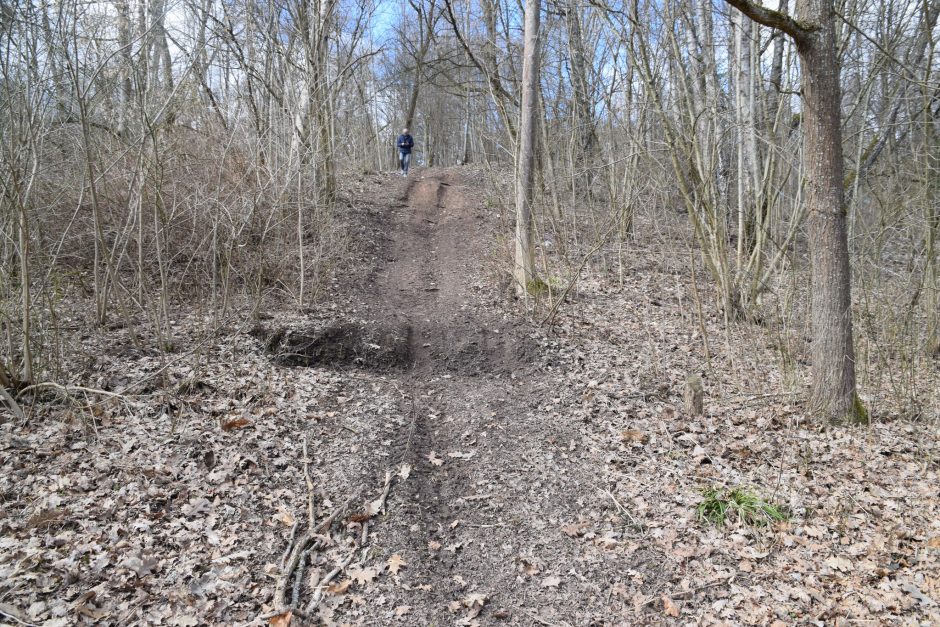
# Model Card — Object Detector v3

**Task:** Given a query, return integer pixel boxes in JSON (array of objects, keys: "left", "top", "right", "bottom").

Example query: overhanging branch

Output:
[{"left": 722, "top": 0, "right": 813, "bottom": 47}]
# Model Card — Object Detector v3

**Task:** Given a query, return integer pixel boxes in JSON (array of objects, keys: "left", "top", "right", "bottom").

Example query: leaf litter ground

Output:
[{"left": 1, "top": 167, "right": 938, "bottom": 626}]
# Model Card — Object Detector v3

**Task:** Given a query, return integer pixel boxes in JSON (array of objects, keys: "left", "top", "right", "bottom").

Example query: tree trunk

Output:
[
  {"left": 733, "top": 12, "right": 759, "bottom": 260},
  {"left": 766, "top": 0, "right": 788, "bottom": 135},
  {"left": 403, "top": 0, "right": 438, "bottom": 130},
  {"left": 724, "top": 0, "right": 865, "bottom": 423},
  {"left": 514, "top": 0, "right": 540, "bottom": 295},
  {"left": 565, "top": 1, "right": 597, "bottom": 176},
  {"left": 798, "top": 0, "right": 863, "bottom": 423}
]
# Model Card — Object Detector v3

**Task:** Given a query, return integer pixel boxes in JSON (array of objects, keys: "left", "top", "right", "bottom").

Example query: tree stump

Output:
[{"left": 684, "top": 375, "right": 704, "bottom": 417}]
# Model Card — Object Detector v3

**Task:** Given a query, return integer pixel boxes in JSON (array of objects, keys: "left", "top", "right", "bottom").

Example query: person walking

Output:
[{"left": 397, "top": 128, "right": 414, "bottom": 176}]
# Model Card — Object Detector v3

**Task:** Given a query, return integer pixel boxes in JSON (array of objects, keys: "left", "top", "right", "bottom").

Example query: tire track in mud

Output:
[
  {"left": 371, "top": 171, "right": 535, "bottom": 619},
  {"left": 363, "top": 171, "right": 615, "bottom": 625}
]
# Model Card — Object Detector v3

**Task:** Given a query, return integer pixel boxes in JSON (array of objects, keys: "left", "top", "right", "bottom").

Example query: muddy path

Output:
[
  {"left": 371, "top": 171, "right": 530, "bottom": 375},
  {"left": 252, "top": 168, "right": 669, "bottom": 625}
]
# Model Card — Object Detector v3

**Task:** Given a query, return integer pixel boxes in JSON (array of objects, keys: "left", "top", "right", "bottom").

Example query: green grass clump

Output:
[
  {"left": 696, "top": 486, "right": 788, "bottom": 527},
  {"left": 525, "top": 277, "right": 549, "bottom": 296}
]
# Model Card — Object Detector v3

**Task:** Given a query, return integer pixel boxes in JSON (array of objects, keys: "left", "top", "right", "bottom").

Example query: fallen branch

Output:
[
  {"left": 17, "top": 382, "right": 125, "bottom": 400},
  {"left": 374, "top": 470, "right": 394, "bottom": 513},
  {"left": 273, "top": 494, "right": 359, "bottom": 612},
  {"left": 291, "top": 546, "right": 315, "bottom": 609},
  {"left": 304, "top": 549, "right": 357, "bottom": 615},
  {"left": 303, "top": 437, "right": 315, "bottom": 528},
  {"left": 362, "top": 470, "right": 394, "bottom": 547},
  {"left": 0, "top": 604, "right": 39, "bottom": 627},
  {"left": 638, "top": 575, "right": 735, "bottom": 608},
  {"left": 280, "top": 521, "right": 299, "bottom": 569},
  {"left": 0, "top": 386, "right": 26, "bottom": 422}
]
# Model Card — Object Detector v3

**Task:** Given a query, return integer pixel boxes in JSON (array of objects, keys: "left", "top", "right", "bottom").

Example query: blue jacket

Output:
[{"left": 397, "top": 134, "right": 414, "bottom": 154}]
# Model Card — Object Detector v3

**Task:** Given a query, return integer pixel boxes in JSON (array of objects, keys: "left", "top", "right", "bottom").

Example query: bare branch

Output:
[{"left": 722, "top": 0, "right": 813, "bottom": 46}]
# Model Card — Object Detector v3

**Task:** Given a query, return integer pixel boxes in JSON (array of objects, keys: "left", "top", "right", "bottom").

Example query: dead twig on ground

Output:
[
  {"left": 362, "top": 470, "right": 394, "bottom": 547},
  {"left": 280, "top": 521, "right": 299, "bottom": 569},
  {"left": 273, "top": 493, "right": 358, "bottom": 612},
  {"left": 303, "top": 437, "right": 315, "bottom": 528},
  {"left": 602, "top": 488, "right": 645, "bottom": 533},
  {"left": 0, "top": 604, "right": 38, "bottom": 627},
  {"left": 638, "top": 575, "right": 735, "bottom": 608},
  {"left": 18, "top": 381, "right": 125, "bottom": 400},
  {"left": 305, "top": 549, "right": 357, "bottom": 615},
  {"left": 523, "top": 609, "right": 573, "bottom": 627}
]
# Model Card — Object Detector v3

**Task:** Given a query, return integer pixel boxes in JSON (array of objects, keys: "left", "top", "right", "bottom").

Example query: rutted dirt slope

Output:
[
  {"left": 2, "top": 167, "right": 938, "bottom": 627},
  {"left": 254, "top": 169, "right": 666, "bottom": 624}
]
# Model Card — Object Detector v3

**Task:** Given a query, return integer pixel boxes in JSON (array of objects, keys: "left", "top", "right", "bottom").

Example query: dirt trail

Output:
[
  {"left": 377, "top": 171, "right": 527, "bottom": 373},
  {"left": 279, "top": 169, "right": 664, "bottom": 625},
  {"left": 4, "top": 168, "right": 937, "bottom": 626}
]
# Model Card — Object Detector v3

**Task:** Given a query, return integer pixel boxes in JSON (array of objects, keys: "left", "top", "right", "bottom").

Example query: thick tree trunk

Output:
[
  {"left": 724, "top": 0, "right": 865, "bottom": 423},
  {"left": 798, "top": 0, "right": 863, "bottom": 423},
  {"left": 514, "top": 0, "right": 540, "bottom": 295}
]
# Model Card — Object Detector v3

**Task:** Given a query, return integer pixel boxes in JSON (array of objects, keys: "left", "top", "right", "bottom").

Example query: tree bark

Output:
[
  {"left": 724, "top": 0, "right": 865, "bottom": 423},
  {"left": 514, "top": 0, "right": 540, "bottom": 295},
  {"left": 797, "top": 0, "right": 863, "bottom": 423},
  {"left": 403, "top": 0, "right": 438, "bottom": 130},
  {"left": 565, "top": 1, "right": 597, "bottom": 171}
]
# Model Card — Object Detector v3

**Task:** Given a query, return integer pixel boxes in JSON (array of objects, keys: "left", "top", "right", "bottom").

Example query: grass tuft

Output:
[{"left": 696, "top": 486, "right": 789, "bottom": 527}]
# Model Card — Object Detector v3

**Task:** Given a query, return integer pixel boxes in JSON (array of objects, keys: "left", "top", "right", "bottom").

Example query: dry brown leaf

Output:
[
  {"left": 428, "top": 451, "right": 444, "bottom": 466},
  {"left": 561, "top": 521, "right": 589, "bottom": 537},
  {"left": 388, "top": 554, "right": 407, "bottom": 575},
  {"left": 428, "top": 540, "right": 442, "bottom": 551},
  {"left": 825, "top": 556, "right": 853, "bottom": 572},
  {"left": 394, "top": 606, "right": 411, "bottom": 617},
  {"left": 268, "top": 611, "right": 292, "bottom": 627},
  {"left": 399, "top": 463, "right": 412, "bottom": 480},
  {"left": 274, "top": 508, "right": 295, "bottom": 527},
  {"left": 662, "top": 595, "right": 680, "bottom": 617},
  {"left": 927, "top": 537, "right": 940, "bottom": 549},
  {"left": 519, "top": 559, "right": 540, "bottom": 576},
  {"left": 348, "top": 566, "right": 379, "bottom": 585},
  {"left": 327, "top": 579, "right": 351, "bottom": 595},
  {"left": 541, "top": 575, "right": 561, "bottom": 588},
  {"left": 222, "top": 417, "right": 251, "bottom": 431},
  {"left": 621, "top": 429, "right": 648, "bottom": 443},
  {"left": 464, "top": 593, "right": 487, "bottom": 608}
]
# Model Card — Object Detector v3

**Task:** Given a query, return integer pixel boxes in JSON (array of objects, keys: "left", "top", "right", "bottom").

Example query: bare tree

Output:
[
  {"left": 724, "top": 0, "right": 866, "bottom": 423},
  {"left": 515, "top": 0, "right": 541, "bottom": 295}
]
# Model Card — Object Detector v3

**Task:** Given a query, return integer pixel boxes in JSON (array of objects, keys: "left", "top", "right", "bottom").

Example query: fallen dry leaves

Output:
[
  {"left": 2, "top": 169, "right": 938, "bottom": 626},
  {"left": 387, "top": 554, "right": 407, "bottom": 575}
]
